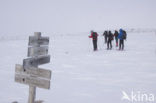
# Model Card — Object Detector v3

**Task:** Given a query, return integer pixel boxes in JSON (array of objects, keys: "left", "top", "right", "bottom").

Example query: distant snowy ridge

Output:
[
  {"left": 126, "top": 28, "right": 156, "bottom": 33},
  {"left": 0, "top": 28, "right": 156, "bottom": 41}
]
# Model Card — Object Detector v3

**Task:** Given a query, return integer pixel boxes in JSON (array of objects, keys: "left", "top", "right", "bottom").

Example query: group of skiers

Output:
[{"left": 89, "top": 29, "right": 127, "bottom": 51}]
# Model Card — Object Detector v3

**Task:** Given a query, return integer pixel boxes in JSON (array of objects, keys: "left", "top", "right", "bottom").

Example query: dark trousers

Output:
[
  {"left": 105, "top": 37, "right": 107, "bottom": 43},
  {"left": 107, "top": 39, "right": 112, "bottom": 49},
  {"left": 119, "top": 40, "right": 124, "bottom": 50},
  {"left": 93, "top": 40, "right": 97, "bottom": 51}
]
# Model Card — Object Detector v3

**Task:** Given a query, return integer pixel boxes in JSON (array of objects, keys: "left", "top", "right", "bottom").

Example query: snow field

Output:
[{"left": 0, "top": 32, "right": 156, "bottom": 103}]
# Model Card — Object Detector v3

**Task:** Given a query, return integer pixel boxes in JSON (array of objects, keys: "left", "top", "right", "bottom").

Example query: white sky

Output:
[{"left": 0, "top": 0, "right": 156, "bottom": 34}]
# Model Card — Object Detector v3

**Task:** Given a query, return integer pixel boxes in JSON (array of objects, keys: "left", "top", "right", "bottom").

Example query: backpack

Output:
[
  {"left": 92, "top": 32, "right": 97, "bottom": 40},
  {"left": 109, "top": 33, "right": 114, "bottom": 40},
  {"left": 122, "top": 30, "right": 127, "bottom": 39},
  {"left": 114, "top": 31, "right": 118, "bottom": 37}
]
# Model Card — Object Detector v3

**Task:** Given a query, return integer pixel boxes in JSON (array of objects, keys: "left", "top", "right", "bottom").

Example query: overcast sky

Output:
[{"left": 0, "top": 0, "right": 156, "bottom": 34}]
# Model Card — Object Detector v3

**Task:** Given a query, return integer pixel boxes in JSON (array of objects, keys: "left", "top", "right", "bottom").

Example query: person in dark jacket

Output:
[
  {"left": 107, "top": 31, "right": 114, "bottom": 50},
  {"left": 114, "top": 30, "right": 119, "bottom": 47},
  {"left": 89, "top": 30, "right": 98, "bottom": 51},
  {"left": 118, "top": 29, "right": 126, "bottom": 50},
  {"left": 103, "top": 31, "right": 108, "bottom": 44}
]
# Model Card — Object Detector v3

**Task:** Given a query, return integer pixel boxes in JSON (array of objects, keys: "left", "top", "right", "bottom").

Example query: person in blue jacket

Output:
[{"left": 118, "top": 29, "right": 126, "bottom": 50}]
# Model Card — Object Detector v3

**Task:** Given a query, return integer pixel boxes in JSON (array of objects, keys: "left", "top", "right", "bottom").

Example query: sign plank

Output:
[
  {"left": 23, "top": 55, "right": 50, "bottom": 69},
  {"left": 28, "top": 46, "right": 48, "bottom": 57},
  {"left": 15, "top": 64, "right": 51, "bottom": 79},
  {"left": 15, "top": 74, "right": 50, "bottom": 89},
  {"left": 29, "top": 36, "right": 49, "bottom": 46}
]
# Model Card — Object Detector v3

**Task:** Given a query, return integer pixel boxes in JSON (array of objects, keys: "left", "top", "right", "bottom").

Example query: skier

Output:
[
  {"left": 103, "top": 31, "right": 108, "bottom": 44},
  {"left": 118, "top": 29, "right": 127, "bottom": 50},
  {"left": 114, "top": 30, "right": 119, "bottom": 47},
  {"left": 107, "top": 31, "right": 114, "bottom": 50},
  {"left": 89, "top": 30, "right": 98, "bottom": 51}
]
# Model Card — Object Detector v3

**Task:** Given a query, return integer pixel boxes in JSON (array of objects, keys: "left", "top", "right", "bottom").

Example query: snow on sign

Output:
[
  {"left": 29, "top": 36, "right": 49, "bottom": 46},
  {"left": 14, "top": 32, "right": 52, "bottom": 103},
  {"left": 28, "top": 46, "right": 48, "bottom": 57},
  {"left": 23, "top": 55, "right": 50, "bottom": 69}
]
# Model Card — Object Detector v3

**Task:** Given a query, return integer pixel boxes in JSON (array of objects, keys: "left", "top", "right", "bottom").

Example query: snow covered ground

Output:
[{"left": 0, "top": 32, "right": 156, "bottom": 103}]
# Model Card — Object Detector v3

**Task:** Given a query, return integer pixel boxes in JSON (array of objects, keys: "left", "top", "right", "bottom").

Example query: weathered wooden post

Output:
[{"left": 15, "top": 32, "right": 51, "bottom": 103}]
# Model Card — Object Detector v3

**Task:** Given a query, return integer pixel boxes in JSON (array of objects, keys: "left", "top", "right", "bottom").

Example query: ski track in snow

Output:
[{"left": 0, "top": 32, "right": 156, "bottom": 103}]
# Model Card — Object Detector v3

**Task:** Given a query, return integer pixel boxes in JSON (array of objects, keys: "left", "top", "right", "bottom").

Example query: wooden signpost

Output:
[
  {"left": 23, "top": 55, "right": 50, "bottom": 69},
  {"left": 15, "top": 32, "right": 52, "bottom": 103},
  {"left": 28, "top": 46, "right": 48, "bottom": 57},
  {"left": 15, "top": 64, "right": 51, "bottom": 79}
]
